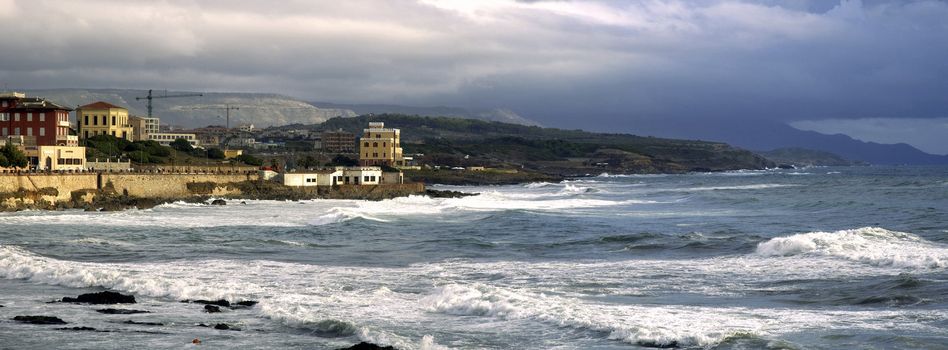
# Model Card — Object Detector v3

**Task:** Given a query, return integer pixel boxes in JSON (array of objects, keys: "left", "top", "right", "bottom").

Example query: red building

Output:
[{"left": 1, "top": 92, "right": 76, "bottom": 146}]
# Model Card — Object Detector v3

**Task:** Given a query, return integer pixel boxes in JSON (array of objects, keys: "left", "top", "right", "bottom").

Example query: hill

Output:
[
  {"left": 312, "top": 114, "right": 774, "bottom": 174},
  {"left": 24, "top": 89, "right": 356, "bottom": 128},
  {"left": 311, "top": 102, "right": 541, "bottom": 126},
  {"left": 758, "top": 148, "right": 866, "bottom": 167}
]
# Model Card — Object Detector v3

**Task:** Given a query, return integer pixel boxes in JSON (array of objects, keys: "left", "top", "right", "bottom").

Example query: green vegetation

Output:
[
  {"left": 236, "top": 153, "right": 263, "bottom": 166},
  {"left": 318, "top": 114, "right": 774, "bottom": 174},
  {"left": 84, "top": 135, "right": 262, "bottom": 167},
  {"left": 0, "top": 143, "right": 29, "bottom": 168}
]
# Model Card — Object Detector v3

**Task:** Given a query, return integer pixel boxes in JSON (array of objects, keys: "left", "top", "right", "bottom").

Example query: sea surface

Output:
[{"left": 1, "top": 166, "right": 946, "bottom": 349}]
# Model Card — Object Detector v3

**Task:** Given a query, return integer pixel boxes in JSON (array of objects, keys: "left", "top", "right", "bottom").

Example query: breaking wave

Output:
[{"left": 756, "top": 227, "right": 947, "bottom": 269}]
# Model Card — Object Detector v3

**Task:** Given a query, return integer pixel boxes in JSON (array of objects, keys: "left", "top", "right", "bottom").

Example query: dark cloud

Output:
[{"left": 0, "top": 0, "right": 945, "bottom": 151}]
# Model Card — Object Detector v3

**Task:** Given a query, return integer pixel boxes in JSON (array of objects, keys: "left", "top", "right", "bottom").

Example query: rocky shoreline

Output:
[
  {"left": 9, "top": 290, "right": 397, "bottom": 349},
  {"left": 0, "top": 180, "right": 445, "bottom": 212}
]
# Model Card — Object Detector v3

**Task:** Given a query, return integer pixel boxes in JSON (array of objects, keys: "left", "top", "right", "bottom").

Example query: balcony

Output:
[{"left": 58, "top": 120, "right": 70, "bottom": 127}]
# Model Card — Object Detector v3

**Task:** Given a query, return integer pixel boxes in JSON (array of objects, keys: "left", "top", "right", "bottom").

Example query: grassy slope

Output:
[{"left": 317, "top": 114, "right": 774, "bottom": 174}]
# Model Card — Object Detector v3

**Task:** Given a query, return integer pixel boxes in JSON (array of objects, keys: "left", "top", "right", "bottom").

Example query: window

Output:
[
  {"left": 40, "top": 113, "right": 45, "bottom": 122},
  {"left": 1, "top": 101, "right": 6, "bottom": 107},
  {"left": 112, "top": 116, "right": 116, "bottom": 125},
  {"left": 14, "top": 113, "right": 20, "bottom": 121},
  {"left": 1, "top": 127, "right": 6, "bottom": 136},
  {"left": 39, "top": 128, "right": 45, "bottom": 136},
  {"left": 364, "top": 176, "right": 369, "bottom": 182},
  {"left": 84, "top": 115, "right": 89, "bottom": 125},
  {"left": 376, "top": 134, "right": 380, "bottom": 138},
  {"left": 27, "top": 128, "right": 32, "bottom": 136},
  {"left": 93, "top": 115, "right": 98, "bottom": 125},
  {"left": 364, "top": 142, "right": 369, "bottom": 147},
  {"left": 27, "top": 113, "right": 32, "bottom": 122},
  {"left": 14, "top": 127, "right": 19, "bottom": 135},
  {"left": 373, "top": 142, "right": 378, "bottom": 147},
  {"left": 373, "top": 153, "right": 378, "bottom": 157}
]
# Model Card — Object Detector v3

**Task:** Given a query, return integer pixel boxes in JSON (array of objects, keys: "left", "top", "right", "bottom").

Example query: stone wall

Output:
[
  {"left": 0, "top": 173, "right": 97, "bottom": 201},
  {"left": 100, "top": 173, "right": 259, "bottom": 198}
]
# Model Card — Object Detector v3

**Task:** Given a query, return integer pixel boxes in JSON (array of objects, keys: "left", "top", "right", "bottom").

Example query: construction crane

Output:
[
  {"left": 135, "top": 89, "right": 204, "bottom": 118},
  {"left": 187, "top": 104, "right": 241, "bottom": 129}
]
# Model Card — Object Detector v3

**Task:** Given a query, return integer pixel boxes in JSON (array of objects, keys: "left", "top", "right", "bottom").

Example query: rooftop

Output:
[{"left": 78, "top": 101, "right": 127, "bottom": 110}]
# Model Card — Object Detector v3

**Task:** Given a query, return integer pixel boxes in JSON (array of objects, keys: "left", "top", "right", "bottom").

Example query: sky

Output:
[{"left": 1, "top": 0, "right": 946, "bottom": 154}]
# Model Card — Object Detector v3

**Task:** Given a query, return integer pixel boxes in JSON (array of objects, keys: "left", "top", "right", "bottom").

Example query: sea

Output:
[{"left": 0, "top": 166, "right": 946, "bottom": 349}]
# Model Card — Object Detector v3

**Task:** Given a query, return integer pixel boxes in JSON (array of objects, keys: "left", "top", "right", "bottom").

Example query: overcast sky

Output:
[{"left": 1, "top": 0, "right": 946, "bottom": 154}]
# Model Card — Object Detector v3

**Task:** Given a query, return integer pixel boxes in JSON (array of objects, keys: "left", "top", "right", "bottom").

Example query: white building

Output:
[
  {"left": 278, "top": 166, "right": 401, "bottom": 187},
  {"left": 148, "top": 132, "right": 200, "bottom": 147}
]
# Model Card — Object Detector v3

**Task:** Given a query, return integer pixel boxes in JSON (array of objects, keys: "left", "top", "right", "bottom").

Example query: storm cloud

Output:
[{"left": 1, "top": 0, "right": 946, "bottom": 152}]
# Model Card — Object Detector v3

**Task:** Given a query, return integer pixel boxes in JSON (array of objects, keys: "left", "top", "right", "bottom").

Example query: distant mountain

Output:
[
  {"left": 758, "top": 147, "right": 865, "bottom": 167},
  {"left": 23, "top": 89, "right": 357, "bottom": 128},
  {"left": 311, "top": 102, "right": 542, "bottom": 126},
  {"left": 631, "top": 119, "right": 948, "bottom": 165}
]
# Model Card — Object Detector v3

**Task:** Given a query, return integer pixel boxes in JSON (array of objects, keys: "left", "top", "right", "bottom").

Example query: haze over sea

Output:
[{"left": 1, "top": 166, "right": 946, "bottom": 349}]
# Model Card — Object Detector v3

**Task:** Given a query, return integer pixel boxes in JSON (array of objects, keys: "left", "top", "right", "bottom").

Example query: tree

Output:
[
  {"left": 297, "top": 155, "right": 317, "bottom": 169},
  {"left": 0, "top": 143, "right": 28, "bottom": 168},
  {"left": 236, "top": 154, "right": 263, "bottom": 166},
  {"left": 170, "top": 138, "right": 193, "bottom": 152},
  {"left": 329, "top": 154, "right": 358, "bottom": 167},
  {"left": 207, "top": 148, "right": 225, "bottom": 159}
]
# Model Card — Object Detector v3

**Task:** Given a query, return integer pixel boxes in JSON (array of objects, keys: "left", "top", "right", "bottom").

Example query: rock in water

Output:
[
  {"left": 62, "top": 291, "right": 136, "bottom": 304},
  {"left": 204, "top": 305, "right": 221, "bottom": 313},
  {"left": 211, "top": 199, "right": 227, "bottom": 205},
  {"left": 13, "top": 316, "right": 67, "bottom": 324},
  {"left": 57, "top": 326, "right": 97, "bottom": 331},
  {"left": 96, "top": 308, "right": 150, "bottom": 314},
  {"left": 234, "top": 300, "right": 258, "bottom": 307},
  {"left": 335, "top": 342, "right": 397, "bottom": 350},
  {"left": 184, "top": 299, "right": 230, "bottom": 307}
]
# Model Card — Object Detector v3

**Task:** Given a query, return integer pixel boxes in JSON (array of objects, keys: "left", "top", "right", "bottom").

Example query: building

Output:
[
  {"left": 76, "top": 101, "right": 133, "bottom": 140},
  {"left": 237, "top": 123, "right": 254, "bottom": 132},
  {"left": 280, "top": 169, "right": 341, "bottom": 187},
  {"left": 27, "top": 145, "right": 86, "bottom": 171},
  {"left": 321, "top": 129, "right": 355, "bottom": 153},
  {"left": 128, "top": 116, "right": 147, "bottom": 141},
  {"left": 223, "top": 149, "right": 243, "bottom": 159},
  {"left": 359, "top": 122, "right": 404, "bottom": 167},
  {"left": 1, "top": 92, "right": 77, "bottom": 147},
  {"left": 148, "top": 132, "right": 200, "bottom": 147}
]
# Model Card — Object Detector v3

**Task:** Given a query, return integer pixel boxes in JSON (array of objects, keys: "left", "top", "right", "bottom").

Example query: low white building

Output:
[
  {"left": 280, "top": 169, "right": 341, "bottom": 187},
  {"left": 148, "top": 132, "right": 200, "bottom": 147},
  {"left": 278, "top": 166, "right": 402, "bottom": 187}
]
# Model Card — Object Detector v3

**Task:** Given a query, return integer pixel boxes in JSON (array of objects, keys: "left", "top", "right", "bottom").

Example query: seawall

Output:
[{"left": 0, "top": 171, "right": 425, "bottom": 211}]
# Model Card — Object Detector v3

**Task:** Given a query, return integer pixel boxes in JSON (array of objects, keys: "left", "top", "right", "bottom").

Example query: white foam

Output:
[
  {"left": 756, "top": 227, "right": 947, "bottom": 269},
  {"left": 1, "top": 244, "right": 945, "bottom": 348},
  {"left": 682, "top": 184, "right": 798, "bottom": 191}
]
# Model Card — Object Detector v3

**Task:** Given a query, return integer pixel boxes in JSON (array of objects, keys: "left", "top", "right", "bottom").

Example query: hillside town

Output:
[{"left": 0, "top": 92, "right": 408, "bottom": 188}]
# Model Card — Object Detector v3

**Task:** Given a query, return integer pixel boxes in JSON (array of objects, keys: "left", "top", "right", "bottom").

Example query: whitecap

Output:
[{"left": 756, "top": 227, "right": 947, "bottom": 269}]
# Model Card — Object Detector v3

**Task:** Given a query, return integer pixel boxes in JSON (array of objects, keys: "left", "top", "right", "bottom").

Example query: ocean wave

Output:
[
  {"left": 420, "top": 283, "right": 760, "bottom": 347},
  {"left": 756, "top": 227, "right": 947, "bottom": 269},
  {"left": 684, "top": 184, "right": 798, "bottom": 191}
]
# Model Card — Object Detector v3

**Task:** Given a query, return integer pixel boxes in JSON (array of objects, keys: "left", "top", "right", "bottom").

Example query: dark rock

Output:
[
  {"left": 0, "top": 304, "right": 4, "bottom": 307},
  {"left": 210, "top": 199, "right": 227, "bottom": 205},
  {"left": 234, "top": 300, "right": 258, "bottom": 307},
  {"left": 96, "top": 308, "right": 150, "bottom": 315},
  {"left": 13, "top": 316, "right": 68, "bottom": 325},
  {"left": 204, "top": 305, "right": 221, "bottom": 313},
  {"left": 425, "top": 189, "right": 478, "bottom": 198},
  {"left": 124, "top": 320, "right": 163, "bottom": 326},
  {"left": 184, "top": 299, "right": 230, "bottom": 307},
  {"left": 240, "top": 201, "right": 247, "bottom": 205},
  {"left": 213, "top": 323, "right": 239, "bottom": 331},
  {"left": 62, "top": 291, "right": 136, "bottom": 304},
  {"left": 335, "top": 342, "right": 397, "bottom": 350},
  {"left": 57, "top": 326, "right": 97, "bottom": 331}
]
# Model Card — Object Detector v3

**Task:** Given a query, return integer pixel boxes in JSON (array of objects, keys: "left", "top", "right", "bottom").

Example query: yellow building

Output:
[
  {"left": 223, "top": 149, "right": 243, "bottom": 159},
  {"left": 27, "top": 145, "right": 86, "bottom": 171},
  {"left": 77, "top": 101, "right": 133, "bottom": 140},
  {"left": 359, "top": 122, "right": 404, "bottom": 166}
]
